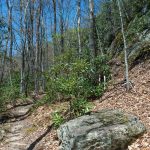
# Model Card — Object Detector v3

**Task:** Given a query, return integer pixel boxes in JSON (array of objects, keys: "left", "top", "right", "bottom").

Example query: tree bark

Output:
[
  {"left": 6, "top": 0, "right": 13, "bottom": 86},
  {"left": 77, "top": 0, "right": 82, "bottom": 57},
  {"left": 58, "top": 0, "right": 64, "bottom": 53},
  {"left": 52, "top": 0, "right": 57, "bottom": 57},
  {"left": 117, "top": 0, "right": 130, "bottom": 91},
  {"left": 35, "top": 0, "right": 42, "bottom": 95},
  {"left": 89, "top": 0, "right": 97, "bottom": 58}
]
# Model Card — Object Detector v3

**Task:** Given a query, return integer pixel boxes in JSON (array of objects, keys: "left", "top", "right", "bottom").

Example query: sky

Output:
[{"left": 0, "top": 0, "right": 102, "bottom": 55}]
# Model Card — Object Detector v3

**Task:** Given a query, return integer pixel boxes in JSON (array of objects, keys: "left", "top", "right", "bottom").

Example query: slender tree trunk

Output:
[
  {"left": 6, "top": 0, "right": 13, "bottom": 86},
  {"left": 122, "top": 0, "right": 131, "bottom": 22},
  {"left": 77, "top": 0, "right": 82, "bottom": 57},
  {"left": 45, "top": 23, "right": 49, "bottom": 70},
  {"left": 40, "top": 2, "right": 45, "bottom": 92},
  {"left": 96, "top": 26, "right": 103, "bottom": 56},
  {"left": 24, "top": 1, "right": 30, "bottom": 96},
  {"left": 0, "top": 39, "right": 8, "bottom": 83},
  {"left": 7, "top": 1, "right": 13, "bottom": 65},
  {"left": 52, "top": 0, "right": 57, "bottom": 57},
  {"left": 20, "top": 0, "right": 24, "bottom": 93},
  {"left": 96, "top": 26, "right": 106, "bottom": 89},
  {"left": 9, "top": 7, "right": 13, "bottom": 67},
  {"left": 89, "top": 0, "right": 97, "bottom": 58},
  {"left": 58, "top": 0, "right": 64, "bottom": 53},
  {"left": 28, "top": 0, "right": 34, "bottom": 75},
  {"left": 35, "top": 0, "right": 42, "bottom": 95},
  {"left": 20, "top": 0, "right": 29, "bottom": 94},
  {"left": 117, "top": 0, "right": 130, "bottom": 91},
  {"left": 0, "top": 53, "right": 5, "bottom": 83}
]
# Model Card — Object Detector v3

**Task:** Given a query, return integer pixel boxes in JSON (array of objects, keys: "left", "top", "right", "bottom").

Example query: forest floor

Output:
[{"left": 0, "top": 59, "right": 150, "bottom": 150}]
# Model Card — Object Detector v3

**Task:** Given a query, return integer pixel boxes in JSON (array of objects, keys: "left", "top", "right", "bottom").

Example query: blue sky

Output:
[{"left": 0, "top": 0, "right": 102, "bottom": 55}]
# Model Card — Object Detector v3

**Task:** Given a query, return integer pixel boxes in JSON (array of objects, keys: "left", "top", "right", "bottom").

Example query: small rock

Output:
[{"left": 0, "top": 129, "right": 5, "bottom": 141}]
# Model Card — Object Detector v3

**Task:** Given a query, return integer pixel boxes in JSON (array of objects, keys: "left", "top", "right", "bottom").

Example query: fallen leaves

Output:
[{"left": 93, "top": 60, "right": 150, "bottom": 150}]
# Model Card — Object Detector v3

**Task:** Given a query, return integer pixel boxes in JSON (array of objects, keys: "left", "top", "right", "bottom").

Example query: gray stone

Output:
[
  {"left": 0, "top": 128, "right": 5, "bottom": 141},
  {"left": 10, "top": 104, "right": 32, "bottom": 117},
  {"left": 57, "top": 109, "right": 146, "bottom": 150}
]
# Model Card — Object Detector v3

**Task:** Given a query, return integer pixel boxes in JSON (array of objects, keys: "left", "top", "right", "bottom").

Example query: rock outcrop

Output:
[
  {"left": 58, "top": 109, "right": 146, "bottom": 150},
  {"left": 0, "top": 127, "right": 5, "bottom": 141}
]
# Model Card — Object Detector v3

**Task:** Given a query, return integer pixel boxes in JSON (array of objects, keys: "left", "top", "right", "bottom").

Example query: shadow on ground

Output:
[{"left": 27, "top": 124, "right": 54, "bottom": 150}]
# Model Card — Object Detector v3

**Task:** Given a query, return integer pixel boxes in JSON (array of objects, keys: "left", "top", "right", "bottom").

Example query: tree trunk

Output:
[
  {"left": 20, "top": 0, "right": 29, "bottom": 94},
  {"left": 52, "top": 0, "right": 57, "bottom": 57},
  {"left": 40, "top": 2, "right": 45, "bottom": 92},
  {"left": 117, "top": 0, "right": 130, "bottom": 91},
  {"left": 89, "top": 0, "right": 97, "bottom": 58},
  {"left": 77, "top": 0, "right": 82, "bottom": 57},
  {"left": 35, "top": 0, "right": 42, "bottom": 95},
  {"left": 20, "top": 0, "right": 24, "bottom": 93},
  {"left": 58, "top": 0, "right": 64, "bottom": 53},
  {"left": 6, "top": 0, "right": 13, "bottom": 86}
]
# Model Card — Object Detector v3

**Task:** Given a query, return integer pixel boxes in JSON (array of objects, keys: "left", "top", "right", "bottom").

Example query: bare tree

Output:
[
  {"left": 6, "top": 0, "right": 13, "bottom": 64},
  {"left": 6, "top": 0, "right": 13, "bottom": 86},
  {"left": 89, "top": 0, "right": 97, "bottom": 58},
  {"left": 0, "top": 29, "right": 9, "bottom": 83},
  {"left": 52, "top": 0, "right": 57, "bottom": 57},
  {"left": 77, "top": 0, "right": 82, "bottom": 57},
  {"left": 20, "top": 0, "right": 25, "bottom": 93},
  {"left": 58, "top": 0, "right": 64, "bottom": 53},
  {"left": 34, "top": 0, "right": 42, "bottom": 95},
  {"left": 40, "top": 1, "right": 45, "bottom": 92},
  {"left": 117, "top": 0, "right": 130, "bottom": 91},
  {"left": 28, "top": 0, "right": 34, "bottom": 74}
]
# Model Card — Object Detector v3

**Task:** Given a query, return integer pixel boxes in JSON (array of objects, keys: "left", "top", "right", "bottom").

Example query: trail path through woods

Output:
[{"left": 0, "top": 104, "right": 33, "bottom": 150}]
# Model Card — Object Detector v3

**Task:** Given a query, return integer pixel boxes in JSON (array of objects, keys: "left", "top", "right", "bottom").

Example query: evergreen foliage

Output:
[
  {"left": 0, "top": 72, "right": 20, "bottom": 111},
  {"left": 43, "top": 49, "right": 110, "bottom": 118}
]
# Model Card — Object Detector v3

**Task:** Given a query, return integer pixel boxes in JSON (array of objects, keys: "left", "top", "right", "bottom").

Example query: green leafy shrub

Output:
[
  {"left": 71, "top": 98, "right": 93, "bottom": 117},
  {"left": 91, "top": 84, "right": 104, "bottom": 98},
  {"left": 44, "top": 50, "right": 110, "bottom": 118},
  {"left": 0, "top": 72, "right": 20, "bottom": 112},
  {"left": 45, "top": 50, "right": 110, "bottom": 102},
  {"left": 127, "top": 10, "right": 150, "bottom": 44},
  {"left": 52, "top": 112, "right": 64, "bottom": 128}
]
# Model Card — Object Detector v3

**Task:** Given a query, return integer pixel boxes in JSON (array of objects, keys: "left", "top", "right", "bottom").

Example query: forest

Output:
[{"left": 0, "top": 0, "right": 150, "bottom": 150}]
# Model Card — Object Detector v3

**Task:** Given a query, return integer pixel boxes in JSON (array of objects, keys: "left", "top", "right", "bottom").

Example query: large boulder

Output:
[{"left": 57, "top": 109, "right": 146, "bottom": 150}]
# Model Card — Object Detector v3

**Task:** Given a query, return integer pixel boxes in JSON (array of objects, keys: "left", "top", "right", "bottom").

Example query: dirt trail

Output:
[{"left": 0, "top": 104, "right": 33, "bottom": 150}]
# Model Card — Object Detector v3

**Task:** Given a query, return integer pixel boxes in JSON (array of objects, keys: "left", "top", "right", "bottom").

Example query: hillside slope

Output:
[
  {"left": 0, "top": 58, "right": 149, "bottom": 150},
  {"left": 14, "top": 59, "right": 149, "bottom": 150},
  {"left": 93, "top": 59, "right": 150, "bottom": 150}
]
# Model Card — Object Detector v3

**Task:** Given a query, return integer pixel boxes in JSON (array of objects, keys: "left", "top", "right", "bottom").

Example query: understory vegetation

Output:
[
  {"left": 45, "top": 50, "right": 110, "bottom": 123},
  {"left": 0, "top": 72, "right": 20, "bottom": 111}
]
